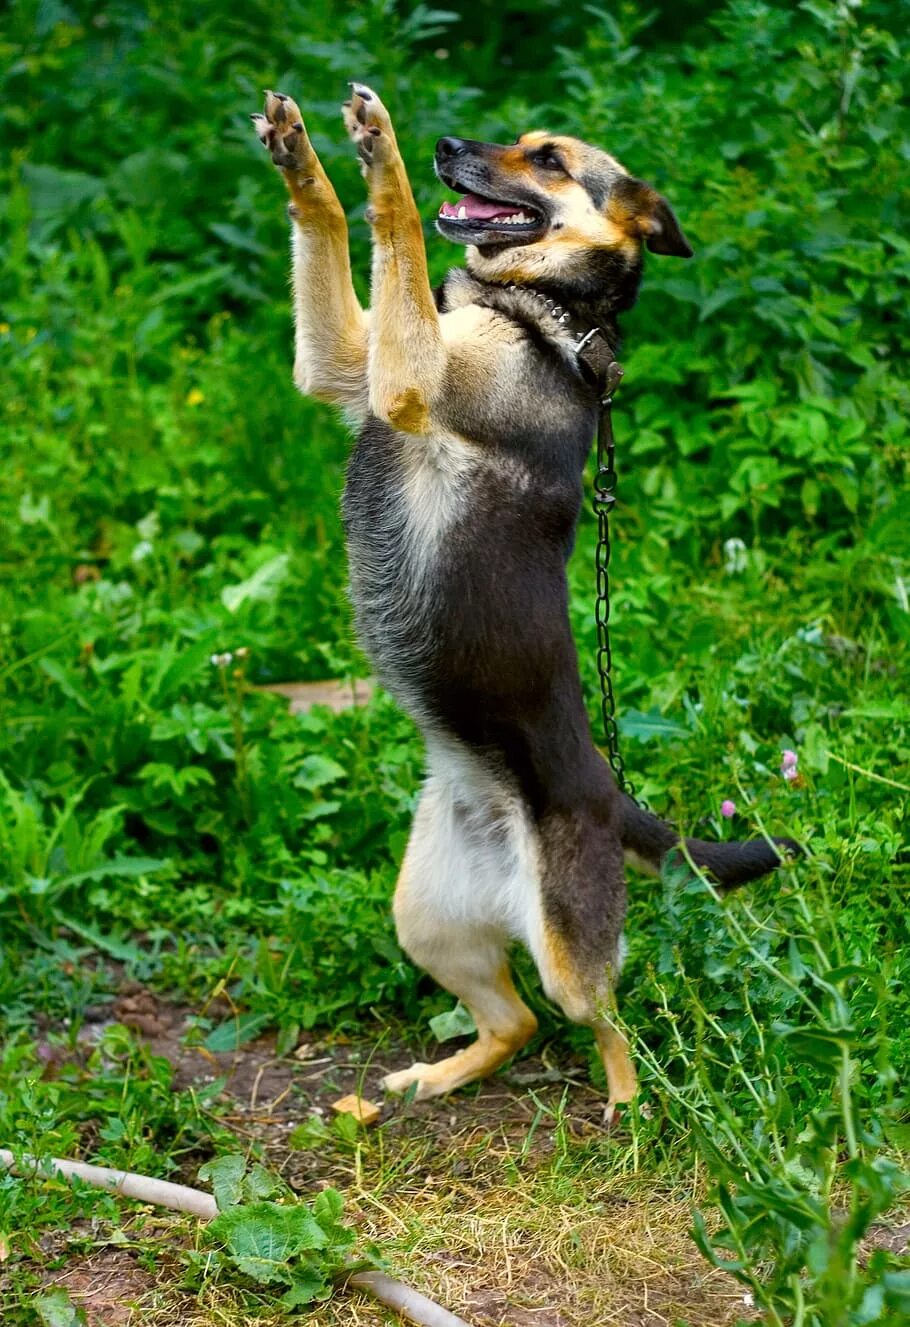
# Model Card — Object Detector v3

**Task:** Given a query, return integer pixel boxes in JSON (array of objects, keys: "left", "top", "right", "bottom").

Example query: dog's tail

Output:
[{"left": 619, "top": 793, "right": 799, "bottom": 891}]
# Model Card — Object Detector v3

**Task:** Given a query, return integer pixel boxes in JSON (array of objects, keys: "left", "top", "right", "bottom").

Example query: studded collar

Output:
[{"left": 500, "top": 282, "right": 617, "bottom": 391}]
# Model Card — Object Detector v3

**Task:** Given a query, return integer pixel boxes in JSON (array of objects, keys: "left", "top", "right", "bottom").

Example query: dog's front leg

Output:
[
  {"left": 343, "top": 84, "right": 445, "bottom": 435},
  {"left": 253, "top": 91, "right": 368, "bottom": 414}
]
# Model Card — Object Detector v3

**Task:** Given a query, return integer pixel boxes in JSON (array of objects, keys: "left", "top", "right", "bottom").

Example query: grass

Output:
[
  {"left": 1, "top": 0, "right": 909, "bottom": 1323},
  {"left": 24, "top": 1049, "right": 761, "bottom": 1326}
]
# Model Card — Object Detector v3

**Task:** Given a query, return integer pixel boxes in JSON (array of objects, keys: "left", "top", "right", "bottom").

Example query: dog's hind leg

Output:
[
  {"left": 531, "top": 812, "right": 637, "bottom": 1116},
  {"left": 252, "top": 91, "right": 368, "bottom": 413},
  {"left": 342, "top": 84, "right": 446, "bottom": 435},
  {"left": 383, "top": 774, "right": 538, "bottom": 1101},
  {"left": 382, "top": 921, "right": 537, "bottom": 1100}
]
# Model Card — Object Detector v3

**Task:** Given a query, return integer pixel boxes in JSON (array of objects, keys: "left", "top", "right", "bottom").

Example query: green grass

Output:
[{"left": 1, "top": 0, "right": 908, "bottom": 1323}]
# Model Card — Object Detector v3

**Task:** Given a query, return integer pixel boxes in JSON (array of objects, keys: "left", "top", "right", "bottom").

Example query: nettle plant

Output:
[{"left": 630, "top": 861, "right": 909, "bottom": 1327}]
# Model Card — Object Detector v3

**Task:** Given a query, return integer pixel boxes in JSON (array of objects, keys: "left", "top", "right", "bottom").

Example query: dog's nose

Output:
[{"left": 435, "top": 136, "right": 467, "bottom": 160}]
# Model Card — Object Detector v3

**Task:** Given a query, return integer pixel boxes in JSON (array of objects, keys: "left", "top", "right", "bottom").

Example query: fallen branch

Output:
[{"left": 1, "top": 1147, "right": 469, "bottom": 1327}]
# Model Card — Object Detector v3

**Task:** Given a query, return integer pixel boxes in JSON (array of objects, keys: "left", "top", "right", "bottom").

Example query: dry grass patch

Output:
[{"left": 123, "top": 1165, "right": 751, "bottom": 1327}]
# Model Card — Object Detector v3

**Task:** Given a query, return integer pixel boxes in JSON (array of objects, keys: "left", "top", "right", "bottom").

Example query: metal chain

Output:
[
  {"left": 498, "top": 297, "right": 638, "bottom": 801},
  {"left": 592, "top": 361, "right": 639, "bottom": 801}
]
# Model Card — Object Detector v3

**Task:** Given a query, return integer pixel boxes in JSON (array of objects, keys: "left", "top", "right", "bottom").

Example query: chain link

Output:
[{"left": 592, "top": 362, "right": 639, "bottom": 802}]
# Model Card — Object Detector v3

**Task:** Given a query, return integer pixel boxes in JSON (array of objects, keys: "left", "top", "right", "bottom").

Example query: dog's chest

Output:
[
  {"left": 342, "top": 418, "right": 490, "bottom": 701},
  {"left": 344, "top": 419, "right": 479, "bottom": 579}
]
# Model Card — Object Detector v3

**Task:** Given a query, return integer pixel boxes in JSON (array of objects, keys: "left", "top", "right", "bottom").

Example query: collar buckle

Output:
[{"left": 576, "top": 327, "right": 623, "bottom": 402}]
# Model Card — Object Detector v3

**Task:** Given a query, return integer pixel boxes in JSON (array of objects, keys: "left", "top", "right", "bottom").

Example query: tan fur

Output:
[
  {"left": 535, "top": 924, "right": 636, "bottom": 1110},
  {"left": 254, "top": 92, "right": 369, "bottom": 412},
  {"left": 384, "top": 848, "right": 538, "bottom": 1101},
  {"left": 594, "top": 1024, "right": 638, "bottom": 1109},
  {"left": 463, "top": 136, "right": 641, "bottom": 282},
  {"left": 343, "top": 87, "right": 448, "bottom": 433}
]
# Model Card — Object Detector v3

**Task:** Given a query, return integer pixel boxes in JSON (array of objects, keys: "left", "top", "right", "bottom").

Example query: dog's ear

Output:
[{"left": 613, "top": 177, "right": 693, "bottom": 258}]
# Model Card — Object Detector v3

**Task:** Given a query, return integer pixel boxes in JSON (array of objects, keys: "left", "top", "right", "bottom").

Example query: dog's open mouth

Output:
[
  {"left": 436, "top": 189, "right": 546, "bottom": 246},
  {"left": 439, "top": 193, "right": 541, "bottom": 228}
]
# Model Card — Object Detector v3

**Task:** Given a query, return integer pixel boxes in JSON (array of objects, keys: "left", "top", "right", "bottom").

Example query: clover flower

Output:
[
  {"left": 781, "top": 749, "right": 798, "bottom": 782},
  {"left": 723, "top": 536, "right": 749, "bottom": 575},
  {"left": 720, "top": 799, "right": 736, "bottom": 818}
]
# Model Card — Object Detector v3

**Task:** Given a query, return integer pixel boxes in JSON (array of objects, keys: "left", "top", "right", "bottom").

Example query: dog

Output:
[{"left": 251, "top": 85, "right": 796, "bottom": 1113}]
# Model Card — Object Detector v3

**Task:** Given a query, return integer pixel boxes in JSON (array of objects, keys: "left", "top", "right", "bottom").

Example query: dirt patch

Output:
[
  {"left": 255, "top": 678, "right": 374, "bottom": 714},
  {"left": 99, "top": 984, "right": 621, "bottom": 1193},
  {"left": 41, "top": 1248, "right": 163, "bottom": 1326},
  {"left": 864, "top": 1220, "right": 910, "bottom": 1257}
]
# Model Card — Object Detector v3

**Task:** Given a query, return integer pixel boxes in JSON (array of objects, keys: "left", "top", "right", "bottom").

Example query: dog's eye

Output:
[{"left": 530, "top": 148, "right": 565, "bottom": 173}]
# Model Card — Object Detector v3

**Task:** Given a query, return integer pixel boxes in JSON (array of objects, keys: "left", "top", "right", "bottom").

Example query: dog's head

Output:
[{"left": 435, "top": 132, "right": 691, "bottom": 295}]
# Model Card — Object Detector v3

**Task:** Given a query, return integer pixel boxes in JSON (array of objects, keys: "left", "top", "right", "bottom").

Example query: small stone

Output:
[{"left": 331, "top": 1094, "right": 381, "bottom": 1126}]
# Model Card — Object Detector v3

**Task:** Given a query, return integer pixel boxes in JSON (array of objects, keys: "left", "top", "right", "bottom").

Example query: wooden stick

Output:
[{"left": 0, "top": 1148, "right": 470, "bottom": 1327}]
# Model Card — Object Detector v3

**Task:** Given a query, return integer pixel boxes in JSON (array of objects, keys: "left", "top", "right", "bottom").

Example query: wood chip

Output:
[{"left": 331, "top": 1094, "right": 382, "bottom": 1126}]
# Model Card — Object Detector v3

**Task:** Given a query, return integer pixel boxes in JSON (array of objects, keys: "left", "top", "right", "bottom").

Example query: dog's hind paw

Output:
[
  {"left": 251, "top": 90, "right": 313, "bottom": 174},
  {"left": 382, "top": 1063, "right": 434, "bottom": 1099}
]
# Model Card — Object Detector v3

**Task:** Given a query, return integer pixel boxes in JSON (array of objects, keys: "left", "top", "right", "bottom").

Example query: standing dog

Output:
[{"left": 252, "top": 86, "right": 795, "bottom": 1112}]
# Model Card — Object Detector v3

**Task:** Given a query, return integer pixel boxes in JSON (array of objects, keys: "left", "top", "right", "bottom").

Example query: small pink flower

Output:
[
  {"left": 783, "top": 767, "right": 798, "bottom": 782},
  {"left": 781, "top": 749, "right": 798, "bottom": 771},
  {"left": 720, "top": 799, "right": 736, "bottom": 818}
]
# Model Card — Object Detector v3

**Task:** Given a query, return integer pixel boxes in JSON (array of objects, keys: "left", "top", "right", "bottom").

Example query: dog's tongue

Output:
[{"left": 439, "top": 193, "right": 516, "bottom": 220}]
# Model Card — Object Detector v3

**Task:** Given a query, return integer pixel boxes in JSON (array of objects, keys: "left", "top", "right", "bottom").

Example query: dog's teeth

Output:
[{"left": 457, "top": 205, "right": 468, "bottom": 219}]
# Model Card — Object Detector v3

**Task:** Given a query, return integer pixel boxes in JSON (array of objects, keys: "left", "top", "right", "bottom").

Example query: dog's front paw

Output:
[
  {"left": 342, "top": 82, "right": 396, "bottom": 175},
  {"left": 251, "top": 89, "right": 313, "bottom": 174}
]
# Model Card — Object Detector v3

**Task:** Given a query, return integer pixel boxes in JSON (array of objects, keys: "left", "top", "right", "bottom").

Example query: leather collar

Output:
[{"left": 502, "top": 283, "right": 617, "bottom": 392}]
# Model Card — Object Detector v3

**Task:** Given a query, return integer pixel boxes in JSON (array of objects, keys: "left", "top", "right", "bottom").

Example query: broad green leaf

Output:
[
  {"left": 23, "top": 163, "right": 105, "bottom": 230},
  {"left": 281, "top": 1272, "right": 332, "bottom": 1307},
  {"left": 199, "top": 1154, "right": 246, "bottom": 1211},
  {"left": 35, "top": 1289, "right": 87, "bottom": 1327},
  {"left": 313, "top": 1188, "right": 345, "bottom": 1228},
  {"left": 210, "top": 222, "right": 268, "bottom": 256},
  {"left": 204, "top": 1010, "right": 274, "bottom": 1053},
  {"left": 772, "top": 1023, "right": 860, "bottom": 1069},
  {"left": 293, "top": 754, "right": 347, "bottom": 790},
  {"left": 429, "top": 1002, "right": 477, "bottom": 1042},
  {"left": 883, "top": 1270, "right": 910, "bottom": 1310},
  {"left": 54, "top": 915, "right": 146, "bottom": 963},
  {"left": 221, "top": 554, "right": 290, "bottom": 613},
  {"left": 209, "top": 1201, "right": 329, "bottom": 1283},
  {"left": 618, "top": 708, "right": 690, "bottom": 744},
  {"left": 243, "top": 1163, "right": 282, "bottom": 1202},
  {"left": 62, "top": 857, "right": 168, "bottom": 886},
  {"left": 289, "top": 1116, "right": 333, "bottom": 1151},
  {"left": 313, "top": 1187, "right": 356, "bottom": 1252}
]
